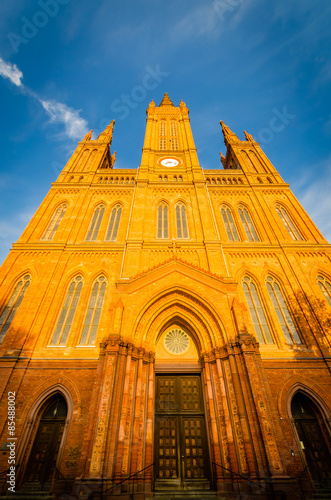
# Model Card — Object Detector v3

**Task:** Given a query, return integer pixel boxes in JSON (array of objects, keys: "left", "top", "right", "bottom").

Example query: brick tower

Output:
[{"left": 0, "top": 94, "right": 330, "bottom": 499}]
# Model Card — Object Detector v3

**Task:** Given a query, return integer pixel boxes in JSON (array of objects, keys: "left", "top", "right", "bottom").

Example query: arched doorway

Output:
[
  {"left": 291, "top": 392, "right": 331, "bottom": 487},
  {"left": 21, "top": 393, "right": 68, "bottom": 490},
  {"left": 154, "top": 324, "right": 211, "bottom": 491}
]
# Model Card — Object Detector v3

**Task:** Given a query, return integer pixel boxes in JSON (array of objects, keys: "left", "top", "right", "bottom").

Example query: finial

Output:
[
  {"left": 83, "top": 129, "right": 93, "bottom": 141},
  {"left": 220, "top": 120, "right": 240, "bottom": 143},
  {"left": 180, "top": 99, "right": 189, "bottom": 115},
  {"left": 220, "top": 152, "right": 226, "bottom": 167},
  {"left": 159, "top": 93, "right": 174, "bottom": 106},
  {"left": 111, "top": 151, "right": 116, "bottom": 166},
  {"left": 97, "top": 120, "right": 115, "bottom": 144},
  {"left": 244, "top": 130, "right": 255, "bottom": 142}
]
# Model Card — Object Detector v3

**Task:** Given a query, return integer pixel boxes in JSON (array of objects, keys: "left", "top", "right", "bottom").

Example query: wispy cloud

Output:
[
  {"left": 40, "top": 100, "right": 88, "bottom": 141},
  {"left": 0, "top": 56, "right": 88, "bottom": 141},
  {"left": 0, "top": 57, "right": 23, "bottom": 86}
]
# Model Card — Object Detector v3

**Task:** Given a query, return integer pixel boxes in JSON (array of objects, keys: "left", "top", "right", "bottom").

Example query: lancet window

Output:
[
  {"left": 157, "top": 202, "right": 169, "bottom": 239},
  {"left": 85, "top": 204, "right": 105, "bottom": 241},
  {"left": 265, "top": 276, "right": 301, "bottom": 344},
  {"left": 79, "top": 275, "right": 107, "bottom": 346},
  {"left": 159, "top": 120, "right": 167, "bottom": 150},
  {"left": 176, "top": 202, "right": 189, "bottom": 239},
  {"left": 275, "top": 204, "right": 302, "bottom": 241},
  {"left": 105, "top": 204, "right": 122, "bottom": 241},
  {"left": 317, "top": 275, "right": 331, "bottom": 306},
  {"left": 221, "top": 205, "right": 240, "bottom": 241},
  {"left": 170, "top": 120, "right": 179, "bottom": 151},
  {"left": 50, "top": 275, "right": 83, "bottom": 346},
  {"left": 42, "top": 203, "right": 67, "bottom": 240},
  {"left": 0, "top": 274, "right": 31, "bottom": 345},
  {"left": 242, "top": 276, "right": 273, "bottom": 344},
  {"left": 238, "top": 205, "right": 259, "bottom": 241}
]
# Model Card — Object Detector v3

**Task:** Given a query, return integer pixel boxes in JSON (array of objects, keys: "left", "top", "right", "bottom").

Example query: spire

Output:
[
  {"left": 97, "top": 120, "right": 115, "bottom": 144},
  {"left": 159, "top": 93, "right": 174, "bottom": 107},
  {"left": 83, "top": 129, "right": 93, "bottom": 141},
  {"left": 244, "top": 130, "right": 255, "bottom": 142},
  {"left": 220, "top": 120, "right": 240, "bottom": 144}
]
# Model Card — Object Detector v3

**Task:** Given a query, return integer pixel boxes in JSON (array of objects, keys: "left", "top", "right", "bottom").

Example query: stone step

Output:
[{"left": 154, "top": 493, "right": 219, "bottom": 500}]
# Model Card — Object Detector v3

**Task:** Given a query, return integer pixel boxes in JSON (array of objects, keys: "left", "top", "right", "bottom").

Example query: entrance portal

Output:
[
  {"left": 155, "top": 375, "right": 210, "bottom": 491},
  {"left": 22, "top": 394, "right": 67, "bottom": 490},
  {"left": 292, "top": 392, "right": 331, "bottom": 488}
]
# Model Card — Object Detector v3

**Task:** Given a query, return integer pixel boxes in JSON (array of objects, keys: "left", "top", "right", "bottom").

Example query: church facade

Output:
[{"left": 0, "top": 94, "right": 331, "bottom": 499}]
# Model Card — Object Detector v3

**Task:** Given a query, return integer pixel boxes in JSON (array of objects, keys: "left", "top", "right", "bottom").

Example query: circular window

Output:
[{"left": 164, "top": 329, "right": 190, "bottom": 355}]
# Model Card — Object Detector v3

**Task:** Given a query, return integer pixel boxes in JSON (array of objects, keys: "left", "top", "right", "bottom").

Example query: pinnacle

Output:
[{"left": 159, "top": 92, "right": 174, "bottom": 106}]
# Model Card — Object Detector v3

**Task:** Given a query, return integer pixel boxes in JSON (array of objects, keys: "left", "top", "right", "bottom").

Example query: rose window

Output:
[{"left": 164, "top": 329, "right": 190, "bottom": 355}]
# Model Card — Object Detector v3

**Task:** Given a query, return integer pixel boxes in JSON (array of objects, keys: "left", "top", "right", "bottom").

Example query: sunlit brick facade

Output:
[{"left": 0, "top": 94, "right": 331, "bottom": 499}]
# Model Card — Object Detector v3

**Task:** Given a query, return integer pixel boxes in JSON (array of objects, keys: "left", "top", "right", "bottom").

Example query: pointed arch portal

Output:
[
  {"left": 21, "top": 394, "right": 68, "bottom": 490},
  {"left": 153, "top": 313, "right": 212, "bottom": 491},
  {"left": 291, "top": 392, "right": 331, "bottom": 487}
]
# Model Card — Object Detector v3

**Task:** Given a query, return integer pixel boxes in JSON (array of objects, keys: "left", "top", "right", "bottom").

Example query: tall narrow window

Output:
[
  {"left": 50, "top": 275, "right": 83, "bottom": 346},
  {"left": 176, "top": 202, "right": 189, "bottom": 239},
  {"left": 275, "top": 205, "right": 302, "bottom": 241},
  {"left": 86, "top": 204, "right": 105, "bottom": 241},
  {"left": 238, "top": 205, "right": 259, "bottom": 241},
  {"left": 317, "top": 275, "right": 331, "bottom": 306},
  {"left": 221, "top": 205, "right": 240, "bottom": 241},
  {"left": 159, "top": 120, "right": 167, "bottom": 150},
  {"left": 157, "top": 203, "right": 169, "bottom": 239},
  {"left": 266, "top": 276, "right": 301, "bottom": 344},
  {"left": 242, "top": 276, "right": 273, "bottom": 344},
  {"left": 79, "top": 276, "right": 107, "bottom": 346},
  {"left": 42, "top": 203, "right": 67, "bottom": 240},
  {"left": 0, "top": 274, "right": 31, "bottom": 344},
  {"left": 105, "top": 204, "right": 122, "bottom": 241},
  {"left": 170, "top": 120, "right": 179, "bottom": 151}
]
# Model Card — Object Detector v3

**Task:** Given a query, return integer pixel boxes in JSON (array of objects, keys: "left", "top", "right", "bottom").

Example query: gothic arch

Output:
[
  {"left": 133, "top": 287, "right": 227, "bottom": 351},
  {"left": 277, "top": 376, "right": 331, "bottom": 420},
  {"left": 16, "top": 379, "right": 79, "bottom": 486}
]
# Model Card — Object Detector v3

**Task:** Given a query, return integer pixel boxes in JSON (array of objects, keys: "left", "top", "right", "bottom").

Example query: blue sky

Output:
[{"left": 0, "top": 0, "right": 330, "bottom": 264}]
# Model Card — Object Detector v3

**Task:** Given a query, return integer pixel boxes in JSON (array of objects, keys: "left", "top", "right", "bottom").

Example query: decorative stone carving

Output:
[{"left": 224, "top": 360, "right": 248, "bottom": 473}]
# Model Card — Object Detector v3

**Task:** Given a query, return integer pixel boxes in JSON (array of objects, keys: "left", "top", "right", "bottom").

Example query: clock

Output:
[{"left": 160, "top": 158, "right": 179, "bottom": 167}]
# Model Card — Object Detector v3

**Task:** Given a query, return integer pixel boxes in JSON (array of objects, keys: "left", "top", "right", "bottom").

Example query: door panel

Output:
[
  {"left": 155, "top": 375, "right": 210, "bottom": 490},
  {"left": 295, "top": 419, "right": 331, "bottom": 484}
]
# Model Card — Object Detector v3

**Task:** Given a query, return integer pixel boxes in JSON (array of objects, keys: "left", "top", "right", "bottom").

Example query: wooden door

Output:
[
  {"left": 22, "top": 395, "right": 67, "bottom": 489},
  {"left": 295, "top": 418, "right": 331, "bottom": 485},
  {"left": 292, "top": 392, "right": 331, "bottom": 487},
  {"left": 155, "top": 375, "right": 210, "bottom": 490}
]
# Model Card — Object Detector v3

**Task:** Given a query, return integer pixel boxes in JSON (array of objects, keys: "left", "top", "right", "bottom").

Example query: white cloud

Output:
[
  {"left": 0, "top": 57, "right": 23, "bottom": 86},
  {"left": 40, "top": 99, "right": 89, "bottom": 140},
  {"left": 0, "top": 56, "right": 88, "bottom": 141}
]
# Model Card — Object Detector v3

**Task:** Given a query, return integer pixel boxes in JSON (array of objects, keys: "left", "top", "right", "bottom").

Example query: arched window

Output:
[
  {"left": 159, "top": 120, "right": 167, "bottom": 150},
  {"left": 157, "top": 203, "right": 169, "bottom": 239},
  {"left": 176, "top": 202, "right": 189, "bottom": 239},
  {"left": 266, "top": 276, "right": 301, "bottom": 344},
  {"left": 86, "top": 149, "right": 97, "bottom": 170},
  {"left": 85, "top": 204, "right": 105, "bottom": 241},
  {"left": 50, "top": 275, "right": 83, "bottom": 346},
  {"left": 178, "top": 176, "right": 183, "bottom": 182},
  {"left": 42, "top": 203, "right": 67, "bottom": 240},
  {"left": 275, "top": 205, "right": 302, "bottom": 241},
  {"left": 317, "top": 275, "right": 331, "bottom": 306},
  {"left": 221, "top": 205, "right": 240, "bottom": 241},
  {"left": 79, "top": 276, "right": 107, "bottom": 346},
  {"left": 170, "top": 120, "right": 179, "bottom": 151},
  {"left": 238, "top": 205, "right": 259, "bottom": 241},
  {"left": 105, "top": 204, "right": 122, "bottom": 241},
  {"left": 242, "top": 276, "right": 273, "bottom": 344},
  {"left": 0, "top": 274, "right": 31, "bottom": 344}
]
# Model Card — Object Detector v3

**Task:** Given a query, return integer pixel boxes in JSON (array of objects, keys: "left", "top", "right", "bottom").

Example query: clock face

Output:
[{"left": 160, "top": 158, "right": 179, "bottom": 167}]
